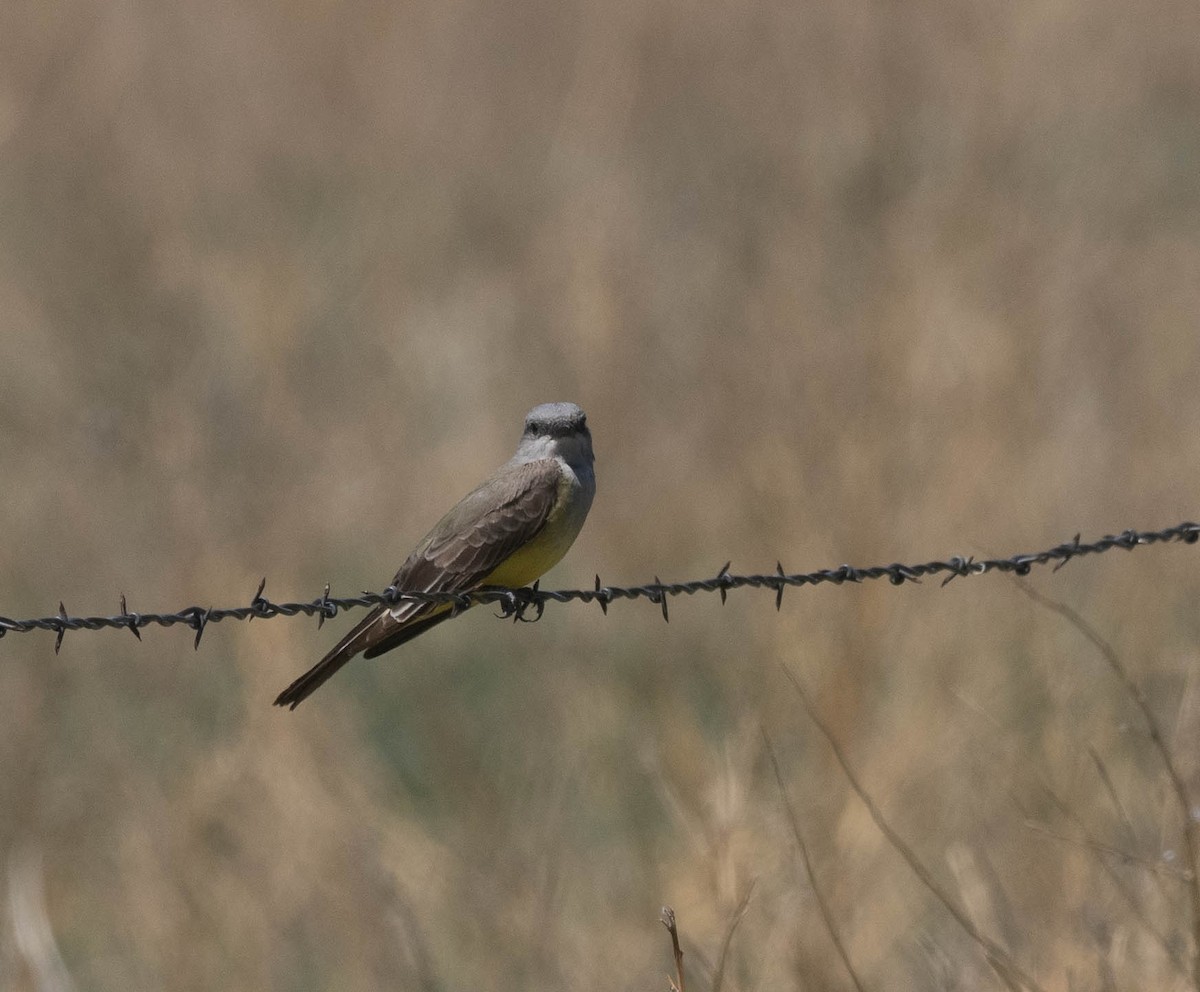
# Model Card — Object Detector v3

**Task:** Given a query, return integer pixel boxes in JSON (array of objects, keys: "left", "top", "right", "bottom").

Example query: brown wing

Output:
[
  {"left": 273, "top": 459, "right": 561, "bottom": 709},
  {"left": 392, "top": 458, "right": 561, "bottom": 592}
]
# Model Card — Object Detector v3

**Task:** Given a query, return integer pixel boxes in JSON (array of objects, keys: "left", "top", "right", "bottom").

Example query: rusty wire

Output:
[{"left": 0, "top": 521, "right": 1195, "bottom": 652}]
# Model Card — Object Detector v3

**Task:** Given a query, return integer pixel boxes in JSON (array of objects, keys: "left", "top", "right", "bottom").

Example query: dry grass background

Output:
[{"left": 1, "top": 0, "right": 1199, "bottom": 988}]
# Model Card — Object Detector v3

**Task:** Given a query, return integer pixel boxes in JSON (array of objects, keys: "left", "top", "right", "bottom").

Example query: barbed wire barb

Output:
[
  {"left": 54, "top": 603, "right": 68, "bottom": 653},
  {"left": 120, "top": 594, "right": 141, "bottom": 641},
  {"left": 716, "top": 562, "right": 732, "bottom": 605},
  {"left": 0, "top": 521, "right": 1196, "bottom": 648},
  {"left": 593, "top": 575, "right": 609, "bottom": 615},
  {"left": 247, "top": 578, "right": 269, "bottom": 620},
  {"left": 315, "top": 584, "right": 333, "bottom": 629}
]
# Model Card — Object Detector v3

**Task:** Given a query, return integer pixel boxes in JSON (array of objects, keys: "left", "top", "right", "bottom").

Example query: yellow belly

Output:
[
  {"left": 479, "top": 475, "right": 587, "bottom": 588},
  {"left": 480, "top": 517, "right": 575, "bottom": 588}
]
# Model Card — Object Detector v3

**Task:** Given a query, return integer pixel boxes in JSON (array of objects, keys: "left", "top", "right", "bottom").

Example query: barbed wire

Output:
[{"left": 1, "top": 521, "right": 1196, "bottom": 652}]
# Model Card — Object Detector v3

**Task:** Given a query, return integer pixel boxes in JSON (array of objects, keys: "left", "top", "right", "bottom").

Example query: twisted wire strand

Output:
[{"left": 0, "top": 521, "right": 1195, "bottom": 652}]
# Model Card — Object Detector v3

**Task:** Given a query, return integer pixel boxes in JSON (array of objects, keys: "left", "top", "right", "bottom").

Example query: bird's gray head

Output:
[
  {"left": 522, "top": 402, "right": 588, "bottom": 439},
  {"left": 516, "top": 402, "right": 594, "bottom": 468}
]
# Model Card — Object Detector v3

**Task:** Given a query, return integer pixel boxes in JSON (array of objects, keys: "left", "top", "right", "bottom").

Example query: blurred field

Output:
[{"left": 1, "top": 0, "right": 1199, "bottom": 988}]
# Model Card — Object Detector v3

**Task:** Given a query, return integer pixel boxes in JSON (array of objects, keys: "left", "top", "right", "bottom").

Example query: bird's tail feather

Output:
[
  {"left": 273, "top": 649, "right": 356, "bottom": 710},
  {"left": 273, "top": 609, "right": 454, "bottom": 710}
]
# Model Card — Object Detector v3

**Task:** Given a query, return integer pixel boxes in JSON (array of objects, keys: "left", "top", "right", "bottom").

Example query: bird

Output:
[{"left": 274, "top": 402, "right": 595, "bottom": 709}]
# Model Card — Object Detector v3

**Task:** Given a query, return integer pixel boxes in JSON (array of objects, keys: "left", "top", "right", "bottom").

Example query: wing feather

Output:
[{"left": 393, "top": 457, "right": 561, "bottom": 599}]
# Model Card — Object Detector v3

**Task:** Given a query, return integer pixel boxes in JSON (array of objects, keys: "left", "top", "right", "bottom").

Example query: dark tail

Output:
[
  {"left": 273, "top": 608, "right": 454, "bottom": 710},
  {"left": 273, "top": 648, "right": 356, "bottom": 710}
]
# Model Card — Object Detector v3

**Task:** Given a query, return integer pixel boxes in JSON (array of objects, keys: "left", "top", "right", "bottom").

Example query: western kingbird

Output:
[{"left": 274, "top": 402, "right": 595, "bottom": 709}]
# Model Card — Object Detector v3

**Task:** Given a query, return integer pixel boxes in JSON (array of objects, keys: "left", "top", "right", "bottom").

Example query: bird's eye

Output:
[{"left": 527, "top": 421, "right": 540, "bottom": 434}]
